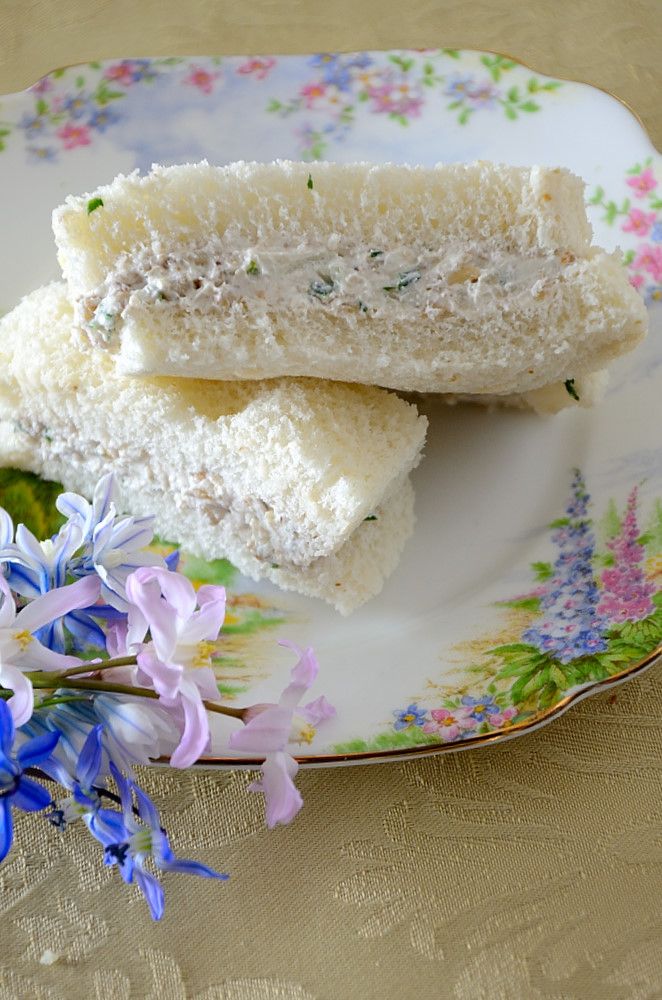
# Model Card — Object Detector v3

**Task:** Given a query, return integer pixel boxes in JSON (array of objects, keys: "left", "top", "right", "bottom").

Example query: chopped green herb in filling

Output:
[
  {"left": 364, "top": 514, "right": 378, "bottom": 521},
  {"left": 383, "top": 270, "right": 421, "bottom": 293},
  {"left": 86, "top": 197, "right": 104, "bottom": 214},
  {"left": 564, "top": 378, "right": 580, "bottom": 401},
  {"left": 246, "top": 259, "right": 260, "bottom": 275},
  {"left": 307, "top": 174, "right": 314, "bottom": 190}
]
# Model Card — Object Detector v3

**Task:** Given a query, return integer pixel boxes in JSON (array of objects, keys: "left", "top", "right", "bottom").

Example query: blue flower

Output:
[
  {"left": 128, "top": 59, "right": 154, "bottom": 82},
  {"left": 393, "top": 704, "right": 427, "bottom": 730},
  {"left": 460, "top": 695, "right": 499, "bottom": 722},
  {"left": 650, "top": 222, "right": 662, "bottom": 243},
  {"left": 0, "top": 699, "right": 60, "bottom": 861},
  {"left": 57, "top": 473, "right": 165, "bottom": 611},
  {"left": 62, "top": 93, "right": 91, "bottom": 120},
  {"left": 99, "top": 763, "right": 227, "bottom": 920},
  {"left": 27, "top": 145, "right": 57, "bottom": 162},
  {"left": 46, "top": 724, "right": 105, "bottom": 832},
  {"left": 19, "top": 113, "right": 47, "bottom": 133},
  {"left": 445, "top": 74, "right": 474, "bottom": 98},
  {"left": 88, "top": 106, "right": 121, "bottom": 132},
  {"left": 0, "top": 516, "right": 107, "bottom": 653},
  {"left": 644, "top": 285, "right": 662, "bottom": 306}
]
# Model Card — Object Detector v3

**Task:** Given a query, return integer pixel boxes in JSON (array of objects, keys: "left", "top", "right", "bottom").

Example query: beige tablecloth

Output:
[{"left": 1, "top": 3, "right": 661, "bottom": 997}]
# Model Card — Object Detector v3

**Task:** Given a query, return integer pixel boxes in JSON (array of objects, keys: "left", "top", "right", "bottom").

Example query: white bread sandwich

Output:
[
  {"left": 53, "top": 160, "right": 647, "bottom": 400},
  {"left": 0, "top": 283, "right": 426, "bottom": 614}
]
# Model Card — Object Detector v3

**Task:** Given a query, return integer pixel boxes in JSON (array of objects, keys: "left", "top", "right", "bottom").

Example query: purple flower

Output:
[
  {"left": 524, "top": 471, "right": 608, "bottom": 663},
  {"left": 651, "top": 222, "right": 662, "bottom": 243},
  {"left": 0, "top": 698, "right": 60, "bottom": 861},
  {"left": 101, "top": 763, "right": 227, "bottom": 920},
  {"left": 393, "top": 703, "right": 428, "bottom": 730},
  {"left": 228, "top": 642, "right": 335, "bottom": 827},
  {"left": 125, "top": 566, "right": 226, "bottom": 768}
]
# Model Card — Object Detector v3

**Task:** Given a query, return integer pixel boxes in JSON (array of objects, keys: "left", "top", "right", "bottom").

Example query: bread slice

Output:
[
  {"left": 0, "top": 283, "right": 426, "bottom": 612},
  {"left": 53, "top": 160, "right": 647, "bottom": 396}
]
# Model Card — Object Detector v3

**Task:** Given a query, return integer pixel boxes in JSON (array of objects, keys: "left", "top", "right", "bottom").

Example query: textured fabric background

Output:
[{"left": 1, "top": 2, "right": 661, "bottom": 998}]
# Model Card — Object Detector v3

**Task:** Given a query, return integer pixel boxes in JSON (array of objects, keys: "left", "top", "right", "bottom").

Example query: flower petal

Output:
[
  {"left": 169, "top": 692, "right": 210, "bottom": 769},
  {"left": 178, "top": 593, "right": 226, "bottom": 645},
  {"left": 1, "top": 665, "right": 34, "bottom": 727},
  {"left": 12, "top": 776, "right": 51, "bottom": 812},
  {"left": 131, "top": 781, "right": 161, "bottom": 831},
  {"left": 229, "top": 704, "right": 292, "bottom": 754},
  {"left": 126, "top": 570, "right": 177, "bottom": 660},
  {"left": 0, "top": 797, "right": 14, "bottom": 861},
  {"left": 135, "top": 867, "right": 165, "bottom": 920},
  {"left": 15, "top": 575, "right": 100, "bottom": 633},
  {"left": 277, "top": 642, "right": 318, "bottom": 709},
  {"left": 76, "top": 725, "right": 103, "bottom": 788},
  {"left": 16, "top": 728, "right": 60, "bottom": 769},
  {"left": 300, "top": 695, "right": 336, "bottom": 726},
  {"left": 0, "top": 576, "right": 17, "bottom": 628},
  {"left": 0, "top": 698, "right": 15, "bottom": 756},
  {"left": 162, "top": 857, "right": 229, "bottom": 880},
  {"left": 0, "top": 508, "right": 14, "bottom": 547},
  {"left": 250, "top": 751, "right": 302, "bottom": 828}
]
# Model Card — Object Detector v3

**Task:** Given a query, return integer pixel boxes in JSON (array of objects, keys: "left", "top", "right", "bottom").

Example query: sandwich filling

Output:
[{"left": 78, "top": 237, "right": 574, "bottom": 343}]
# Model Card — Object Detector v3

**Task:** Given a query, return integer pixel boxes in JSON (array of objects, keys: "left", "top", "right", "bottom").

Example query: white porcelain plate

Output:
[{"left": 0, "top": 50, "right": 661, "bottom": 764}]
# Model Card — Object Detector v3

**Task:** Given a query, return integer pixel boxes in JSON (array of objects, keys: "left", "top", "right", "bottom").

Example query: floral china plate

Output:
[{"left": 0, "top": 49, "right": 661, "bottom": 765}]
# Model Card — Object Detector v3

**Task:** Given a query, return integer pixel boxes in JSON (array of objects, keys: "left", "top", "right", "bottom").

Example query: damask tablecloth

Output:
[{"left": 0, "top": 2, "right": 661, "bottom": 997}]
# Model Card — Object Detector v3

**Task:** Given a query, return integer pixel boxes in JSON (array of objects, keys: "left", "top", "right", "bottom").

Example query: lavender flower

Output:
[
  {"left": 523, "top": 471, "right": 608, "bottom": 663},
  {"left": 229, "top": 642, "right": 335, "bottom": 827},
  {"left": 125, "top": 566, "right": 226, "bottom": 767}
]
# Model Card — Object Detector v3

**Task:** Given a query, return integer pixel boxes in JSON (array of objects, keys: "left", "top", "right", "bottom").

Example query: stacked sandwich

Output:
[{"left": 0, "top": 161, "right": 647, "bottom": 613}]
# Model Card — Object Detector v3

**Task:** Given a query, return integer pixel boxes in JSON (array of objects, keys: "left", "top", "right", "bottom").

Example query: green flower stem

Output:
[
  {"left": 58, "top": 655, "right": 138, "bottom": 678},
  {"left": 25, "top": 675, "right": 246, "bottom": 721}
]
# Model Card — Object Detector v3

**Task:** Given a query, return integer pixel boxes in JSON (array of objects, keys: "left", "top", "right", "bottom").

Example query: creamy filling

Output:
[
  {"left": 10, "top": 418, "right": 325, "bottom": 568},
  {"left": 78, "top": 238, "right": 573, "bottom": 342}
]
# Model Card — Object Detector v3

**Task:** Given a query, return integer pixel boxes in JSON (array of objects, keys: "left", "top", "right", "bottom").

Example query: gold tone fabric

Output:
[{"left": 1, "top": 3, "right": 661, "bottom": 997}]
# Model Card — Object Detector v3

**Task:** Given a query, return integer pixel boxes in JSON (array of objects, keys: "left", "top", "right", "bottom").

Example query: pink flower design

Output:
[
  {"left": 104, "top": 62, "right": 136, "bottom": 87},
  {"left": 56, "top": 123, "right": 92, "bottom": 149},
  {"left": 236, "top": 57, "right": 276, "bottom": 80},
  {"left": 29, "top": 77, "right": 53, "bottom": 94},
  {"left": 183, "top": 65, "right": 221, "bottom": 95},
  {"left": 366, "top": 79, "right": 423, "bottom": 118},
  {"left": 597, "top": 486, "right": 655, "bottom": 624},
  {"left": 486, "top": 706, "right": 517, "bottom": 728},
  {"left": 300, "top": 82, "right": 327, "bottom": 107},
  {"left": 622, "top": 208, "right": 657, "bottom": 236},
  {"left": 626, "top": 168, "right": 658, "bottom": 198},
  {"left": 630, "top": 273, "right": 645, "bottom": 289},
  {"left": 422, "top": 706, "right": 477, "bottom": 742},
  {"left": 228, "top": 642, "right": 335, "bottom": 827},
  {"left": 633, "top": 244, "right": 662, "bottom": 282}
]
